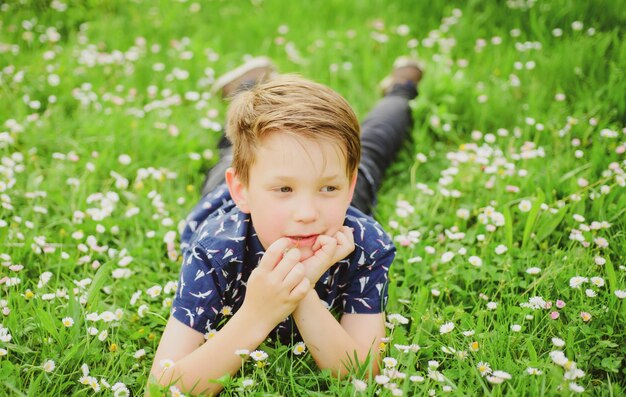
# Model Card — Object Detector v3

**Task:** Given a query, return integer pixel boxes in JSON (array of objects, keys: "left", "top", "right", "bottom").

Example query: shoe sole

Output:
[
  {"left": 211, "top": 57, "right": 276, "bottom": 97},
  {"left": 379, "top": 56, "right": 424, "bottom": 94}
]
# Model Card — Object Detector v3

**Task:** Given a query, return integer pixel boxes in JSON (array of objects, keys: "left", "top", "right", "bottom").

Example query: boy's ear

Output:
[
  {"left": 225, "top": 167, "right": 250, "bottom": 214},
  {"left": 347, "top": 172, "right": 358, "bottom": 202}
]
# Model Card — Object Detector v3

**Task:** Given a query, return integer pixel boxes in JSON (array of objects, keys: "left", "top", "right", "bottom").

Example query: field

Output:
[{"left": 1, "top": 0, "right": 625, "bottom": 395}]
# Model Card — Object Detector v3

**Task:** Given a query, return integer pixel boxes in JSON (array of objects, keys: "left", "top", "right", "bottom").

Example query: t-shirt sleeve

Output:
[
  {"left": 171, "top": 243, "right": 224, "bottom": 333},
  {"left": 342, "top": 238, "right": 395, "bottom": 314},
  {"left": 180, "top": 184, "right": 232, "bottom": 253}
]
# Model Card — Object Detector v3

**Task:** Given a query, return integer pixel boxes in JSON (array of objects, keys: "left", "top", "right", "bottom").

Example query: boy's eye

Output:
[
  {"left": 278, "top": 186, "right": 292, "bottom": 193},
  {"left": 321, "top": 186, "right": 338, "bottom": 192}
]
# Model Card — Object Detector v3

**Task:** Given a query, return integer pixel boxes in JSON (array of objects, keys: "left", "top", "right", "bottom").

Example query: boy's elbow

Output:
[
  {"left": 326, "top": 363, "right": 380, "bottom": 380},
  {"left": 144, "top": 373, "right": 160, "bottom": 397},
  {"left": 146, "top": 368, "right": 223, "bottom": 397},
  {"left": 325, "top": 348, "right": 381, "bottom": 379},
  {"left": 145, "top": 371, "right": 173, "bottom": 396},
  {"left": 362, "top": 362, "right": 381, "bottom": 378},
  {"left": 355, "top": 344, "right": 381, "bottom": 377},
  {"left": 146, "top": 365, "right": 175, "bottom": 394}
]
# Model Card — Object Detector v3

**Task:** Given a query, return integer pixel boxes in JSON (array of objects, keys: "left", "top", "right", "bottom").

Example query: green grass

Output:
[{"left": 1, "top": 0, "right": 626, "bottom": 395}]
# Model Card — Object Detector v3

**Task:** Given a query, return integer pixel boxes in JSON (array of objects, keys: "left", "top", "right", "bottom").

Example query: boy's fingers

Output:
[
  {"left": 290, "top": 277, "right": 311, "bottom": 300},
  {"left": 335, "top": 229, "right": 349, "bottom": 246},
  {"left": 314, "top": 235, "right": 336, "bottom": 250},
  {"left": 259, "top": 238, "right": 293, "bottom": 271},
  {"left": 282, "top": 262, "right": 306, "bottom": 290},
  {"left": 274, "top": 247, "right": 301, "bottom": 280},
  {"left": 317, "top": 235, "right": 337, "bottom": 252},
  {"left": 312, "top": 234, "right": 333, "bottom": 251},
  {"left": 344, "top": 226, "right": 355, "bottom": 242},
  {"left": 310, "top": 236, "right": 337, "bottom": 264},
  {"left": 336, "top": 226, "right": 354, "bottom": 243},
  {"left": 334, "top": 226, "right": 355, "bottom": 261}
]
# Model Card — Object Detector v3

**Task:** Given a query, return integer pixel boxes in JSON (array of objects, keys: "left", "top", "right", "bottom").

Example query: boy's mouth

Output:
[{"left": 287, "top": 234, "right": 319, "bottom": 247}]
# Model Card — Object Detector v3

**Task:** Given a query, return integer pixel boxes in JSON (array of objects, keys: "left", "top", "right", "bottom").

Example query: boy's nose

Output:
[{"left": 293, "top": 197, "right": 319, "bottom": 223}]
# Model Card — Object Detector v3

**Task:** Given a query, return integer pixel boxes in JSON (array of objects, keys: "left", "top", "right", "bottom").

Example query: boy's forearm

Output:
[
  {"left": 291, "top": 290, "right": 381, "bottom": 377},
  {"left": 152, "top": 309, "right": 272, "bottom": 395}
]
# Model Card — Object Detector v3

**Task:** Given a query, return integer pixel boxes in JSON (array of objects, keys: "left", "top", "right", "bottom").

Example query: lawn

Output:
[{"left": 1, "top": 0, "right": 625, "bottom": 395}]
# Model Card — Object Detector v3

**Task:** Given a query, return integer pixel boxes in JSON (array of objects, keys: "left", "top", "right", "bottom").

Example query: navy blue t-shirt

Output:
[{"left": 171, "top": 184, "right": 395, "bottom": 344}]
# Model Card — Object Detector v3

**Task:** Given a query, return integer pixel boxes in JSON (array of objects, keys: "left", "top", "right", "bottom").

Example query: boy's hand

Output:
[
  {"left": 241, "top": 238, "right": 310, "bottom": 329},
  {"left": 301, "top": 226, "right": 355, "bottom": 285}
]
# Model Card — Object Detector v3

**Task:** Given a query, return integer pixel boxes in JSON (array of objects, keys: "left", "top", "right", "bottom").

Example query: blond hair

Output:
[{"left": 225, "top": 74, "right": 361, "bottom": 185}]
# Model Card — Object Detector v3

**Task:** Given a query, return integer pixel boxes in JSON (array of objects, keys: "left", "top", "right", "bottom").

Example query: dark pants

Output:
[{"left": 201, "top": 83, "right": 417, "bottom": 215}]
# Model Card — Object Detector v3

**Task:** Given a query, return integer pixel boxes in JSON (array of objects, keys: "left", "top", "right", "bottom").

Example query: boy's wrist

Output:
[
  {"left": 303, "top": 288, "right": 320, "bottom": 302},
  {"left": 294, "top": 288, "right": 322, "bottom": 314},
  {"left": 236, "top": 304, "right": 277, "bottom": 340}
]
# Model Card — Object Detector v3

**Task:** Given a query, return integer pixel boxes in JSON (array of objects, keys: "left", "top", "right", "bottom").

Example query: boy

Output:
[{"left": 149, "top": 56, "right": 422, "bottom": 395}]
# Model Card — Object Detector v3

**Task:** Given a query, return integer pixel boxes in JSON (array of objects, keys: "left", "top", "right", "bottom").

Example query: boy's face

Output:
[{"left": 228, "top": 132, "right": 356, "bottom": 261}]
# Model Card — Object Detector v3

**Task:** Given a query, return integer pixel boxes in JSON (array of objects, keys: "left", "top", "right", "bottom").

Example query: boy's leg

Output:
[
  {"left": 200, "top": 134, "right": 234, "bottom": 196},
  {"left": 351, "top": 58, "right": 422, "bottom": 214},
  {"left": 200, "top": 58, "right": 276, "bottom": 196}
]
